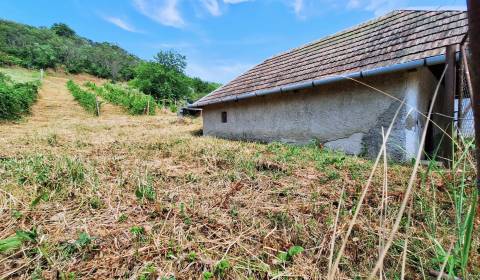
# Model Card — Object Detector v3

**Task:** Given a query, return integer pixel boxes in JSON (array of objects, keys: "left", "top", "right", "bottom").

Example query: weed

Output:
[
  {"left": 138, "top": 263, "right": 157, "bottom": 280},
  {"left": 118, "top": 214, "right": 128, "bottom": 222},
  {"left": 0, "top": 228, "right": 37, "bottom": 253},
  {"left": 60, "top": 232, "right": 93, "bottom": 258},
  {"left": 276, "top": 245, "right": 304, "bottom": 264},
  {"left": 214, "top": 259, "right": 230, "bottom": 276},
  {"left": 135, "top": 183, "right": 156, "bottom": 202},
  {"left": 202, "top": 271, "right": 213, "bottom": 280},
  {"left": 188, "top": 251, "right": 197, "bottom": 262},
  {"left": 179, "top": 202, "right": 191, "bottom": 225},
  {"left": 89, "top": 196, "right": 102, "bottom": 209}
]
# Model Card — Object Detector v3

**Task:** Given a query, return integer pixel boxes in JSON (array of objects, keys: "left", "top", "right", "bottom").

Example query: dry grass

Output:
[{"left": 0, "top": 71, "right": 479, "bottom": 279}]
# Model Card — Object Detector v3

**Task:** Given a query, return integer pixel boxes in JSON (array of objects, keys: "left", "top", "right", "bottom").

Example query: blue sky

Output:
[{"left": 0, "top": 0, "right": 466, "bottom": 83}]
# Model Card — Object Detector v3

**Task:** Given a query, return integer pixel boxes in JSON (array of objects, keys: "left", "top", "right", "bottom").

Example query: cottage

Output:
[{"left": 190, "top": 10, "right": 468, "bottom": 161}]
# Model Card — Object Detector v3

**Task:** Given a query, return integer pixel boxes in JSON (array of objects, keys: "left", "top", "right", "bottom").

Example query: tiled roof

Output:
[{"left": 194, "top": 10, "right": 468, "bottom": 107}]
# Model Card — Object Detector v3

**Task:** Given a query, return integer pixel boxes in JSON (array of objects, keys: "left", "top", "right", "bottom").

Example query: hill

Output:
[{"left": 0, "top": 20, "right": 139, "bottom": 81}]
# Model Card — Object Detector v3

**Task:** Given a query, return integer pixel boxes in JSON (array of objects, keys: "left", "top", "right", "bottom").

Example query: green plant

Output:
[
  {"left": 118, "top": 214, "right": 128, "bottom": 222},
  {"left": 66, "top": 80, "right": 100, "bottom": 115},
  {"left": 214, "top": 259, "right": 230, "bottom": 276},
  {"left": 135, "top": 183, "right": 156, "bottom": 202},
  {"left": 202, "top": 271, "right": 213, "bottom": 280},
  {"left": 0, "top": 228, "right": 37, "bottom": 253},
  {"left": 277, "top": 245, "right": 304, "bottom": 264},
  {"left": 0, "top": 73, "right": 39, "bottom": 120},
  {"left": 130, "top": 226, "right": 147, "bottom": 243},
  {"left": 138, "top": 263, "right": 156, "bottom": 280},
  {"left": 60, "top": 231, "right": 92, "bottom": 257},
  {"left": 187, "top": 251, "right": 197, "bottom": 262},
  {"left": 85, "top": 82, "right": 156, "bottom": 115},
  {"left": 179, "top": 202, "right": 191, "bottom": 225}
]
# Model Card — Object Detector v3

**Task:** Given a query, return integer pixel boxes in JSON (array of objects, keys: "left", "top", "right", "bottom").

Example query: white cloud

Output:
[
  {"left": 133, "top": 0, "right": 185, "bottom": 28},
  {"left": 292, "top": 0, "right": 304, "bottom": 17},
  {"left": 201, "top": 0, "right": 221, "bottom": 16},
  {"left": 103, "top": 16, "right": 140, "bottom": 33},
  {"left": 187, "top": 60, "right": 254, "bottom": 83}
]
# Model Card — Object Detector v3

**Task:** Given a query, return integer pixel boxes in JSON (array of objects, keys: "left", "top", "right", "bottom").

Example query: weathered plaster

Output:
[{"left": 201, "top": 68, "right": 440, "bottom": 161}]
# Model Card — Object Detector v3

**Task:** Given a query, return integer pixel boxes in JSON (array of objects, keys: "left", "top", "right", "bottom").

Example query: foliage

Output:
[
  {"left": 130, "top": 62, "right": 191, "bottom": 102},
  {"left": 130, "top": 51, "right": 220, "bottom": 105},
  {"left": 277, "top": 245, "right": 304, "bottom": 263},
  {"left": 66, "top": 80, "right": 99, "bottom": 115},
  {"left": 0, "top": 20, "right": 139, "bottom": 80},
  {"left": 214, "top": 259, "right": 230, "bottom": 276},
  {"left": 60, "top": 231, "right": 93, "bottom": 257},
  {"left": 0, "top": 72, "right": 39, "bottom": 120},
  {"left": 51, "top": 23, "right": 75, "bottom": 37},
  {"left": 187, "top": 76, "right": 221, "bottom": 102},
  {"left": 0, "top": 228, "right": 37, "bottom": 254},
  {"left": 85, "top": 81, "right": 155, "bottom": 115},
  {"left": 154, "top": 50, "right": 186, "bottom": 73}
]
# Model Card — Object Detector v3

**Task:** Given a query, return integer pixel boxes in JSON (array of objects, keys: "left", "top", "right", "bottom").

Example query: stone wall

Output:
[{"left": 201, "top": 68, "right": 439, "bottom": 161}]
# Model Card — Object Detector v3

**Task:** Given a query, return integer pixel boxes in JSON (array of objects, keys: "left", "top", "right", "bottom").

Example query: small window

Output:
[{"left": 221, "top": 111, "right": 227, "bottom": 123}]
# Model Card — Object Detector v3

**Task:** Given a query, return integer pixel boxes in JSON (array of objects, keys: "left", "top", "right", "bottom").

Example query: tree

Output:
[
  {"left": 154, "top": 50, "right": 186, "bottom": 73},
  {"left": 51, "top": 23, "right": 75, "bottom": 37},
  {"left": 130, "top": 61, "right": 191, "bottom": 101}
]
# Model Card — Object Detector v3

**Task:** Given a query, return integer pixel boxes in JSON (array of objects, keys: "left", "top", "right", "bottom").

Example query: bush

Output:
[
  {"left": 0, "top": 73, "right": 39, "bottom": 120},
  {"left": 66, "top": 80, "right": 99, "bottom": 116},
  {"left": 85, "top": 82, "right": 155, "bottom": 115}
]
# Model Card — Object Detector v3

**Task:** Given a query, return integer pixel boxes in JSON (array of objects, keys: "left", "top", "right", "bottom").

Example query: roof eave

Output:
[{"left": 189, "top": 53, "right": 452, "bottom": 108}]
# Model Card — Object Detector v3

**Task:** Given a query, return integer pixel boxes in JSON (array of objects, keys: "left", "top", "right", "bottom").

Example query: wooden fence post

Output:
[
  {"left": 467, "top": 0, "right": 480, "bottom": 193},
  {"left": 95, "top": 96, "right": 100, "bottom": 116}
]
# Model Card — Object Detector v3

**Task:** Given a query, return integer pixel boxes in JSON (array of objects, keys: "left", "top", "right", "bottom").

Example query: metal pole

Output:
[{"left": 467, "top": 0, "right": 480, "bottom": 192}]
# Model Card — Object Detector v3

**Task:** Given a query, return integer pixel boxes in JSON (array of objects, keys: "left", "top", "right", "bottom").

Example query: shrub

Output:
[
  {"left": 66, "top": 80, "right": 99, "bottom": 116},
  {"left": 85, "top": 81, "right": 155, "bottom": 115},
  {"left": 0, "top": 73, "right": 39, "bottom": 120}
]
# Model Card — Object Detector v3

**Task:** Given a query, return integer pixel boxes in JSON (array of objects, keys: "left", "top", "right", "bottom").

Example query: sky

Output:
[{"left": 0, "top": 0, "right": 466, "bottom": 83}]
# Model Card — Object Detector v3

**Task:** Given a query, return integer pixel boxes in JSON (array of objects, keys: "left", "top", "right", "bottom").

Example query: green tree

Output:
[
  {"left": 51, "top": 23, "right": 75, "bottom": 37},
  {"left": 130, "top": 62, "right": 190, "bottom": 101},
  {"left": 154, "top": 50, "right": 186, "bottom": 73}
]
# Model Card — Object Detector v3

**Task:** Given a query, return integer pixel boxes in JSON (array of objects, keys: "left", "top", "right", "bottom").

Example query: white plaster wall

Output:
[
  {"left": 201, "top": 69, "right": 439, "bottom": 160},
  {"left": 403, "top": 68, "right": 438, "bottom": 159}
]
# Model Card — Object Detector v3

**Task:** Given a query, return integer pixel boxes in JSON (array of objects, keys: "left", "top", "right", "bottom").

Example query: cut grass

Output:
[{"left": 0, "top": 72, "right": 478, "bottom": 279}]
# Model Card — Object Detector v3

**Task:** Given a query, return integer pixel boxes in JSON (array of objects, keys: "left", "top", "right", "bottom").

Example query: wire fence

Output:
[{"left": 454, "top": 42, "right": 475, "bottom": 142}]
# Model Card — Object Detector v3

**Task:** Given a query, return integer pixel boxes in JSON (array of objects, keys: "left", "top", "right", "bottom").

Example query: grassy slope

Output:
[
  {"left": 0, "top": 69, "right": 478, "bottom": 279},
  {"left": 0, "top": 67, "right": 41, "bottom": 83}
]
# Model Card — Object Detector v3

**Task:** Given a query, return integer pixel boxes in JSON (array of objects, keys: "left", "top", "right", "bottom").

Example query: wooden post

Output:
[
  {"left": 95, "top": 96, "right": 100, "bottom": 116},
  {"left": 438, "top": 45, "right": 456, "bottom": 166},
  {"left": 146, "top": 99, "right": 150, "bottom": 115},
  {"left": 458, "top": 54, "right": 464, "bottom": 132},
  {"left": 467, "top": 0, "right": 480, "bottom": 192}
]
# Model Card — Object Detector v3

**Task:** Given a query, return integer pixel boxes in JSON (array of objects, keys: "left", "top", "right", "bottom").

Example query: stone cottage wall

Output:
[{"left": 201, "top": 68, "right": 439, "bottom": 161}]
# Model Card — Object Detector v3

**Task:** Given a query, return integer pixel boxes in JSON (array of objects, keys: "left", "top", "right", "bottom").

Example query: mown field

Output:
[{"left": 0, "top": 67, "right": 479, "bottom": 279}]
